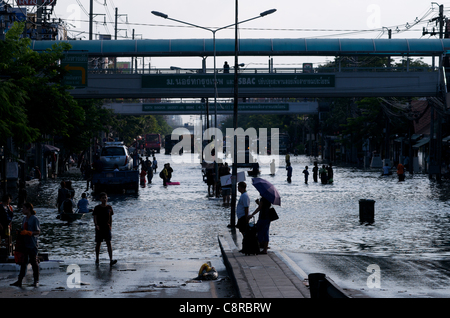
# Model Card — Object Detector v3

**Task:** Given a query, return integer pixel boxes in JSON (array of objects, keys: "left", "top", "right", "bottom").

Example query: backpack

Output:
[{"left": 159, "top": 170, "right": 165, "bottom": 179}]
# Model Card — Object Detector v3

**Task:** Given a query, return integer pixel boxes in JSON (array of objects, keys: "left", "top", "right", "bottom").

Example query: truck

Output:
[
  {"left": 91, "top": 141, "right": 139, "bottom": 193},
  {"left": 145, "top": 133, "right": 162, "bottom": 153},
  {"left": 91, "top": 170, "right": 139, "bottom": 193}
]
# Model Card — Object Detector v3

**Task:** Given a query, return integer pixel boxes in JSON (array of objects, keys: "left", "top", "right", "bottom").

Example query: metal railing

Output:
[{"left": 87, "top": 66, "right": 438, "bottom": 75}]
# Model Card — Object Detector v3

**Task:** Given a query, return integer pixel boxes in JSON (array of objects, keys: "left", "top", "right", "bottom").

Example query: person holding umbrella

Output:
[
  {"left": 251, "top": 178, "right": 281, "bottom": 254},
  {"left": 250, "top": 197, "right": 271, "bottom": 254}
]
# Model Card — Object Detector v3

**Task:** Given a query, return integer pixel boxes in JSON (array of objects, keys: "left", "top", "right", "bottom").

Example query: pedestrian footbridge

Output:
[
  {"left": 31, "top": 38, "right": 450, "bottom": 100},
  {"left": 104, "top": 101, "right": 319, "bottom": 116}
]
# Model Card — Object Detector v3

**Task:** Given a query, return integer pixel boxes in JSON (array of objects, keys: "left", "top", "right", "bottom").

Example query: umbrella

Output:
[{"left": 251, "top": 177, "right": 281, "bottom": 206}]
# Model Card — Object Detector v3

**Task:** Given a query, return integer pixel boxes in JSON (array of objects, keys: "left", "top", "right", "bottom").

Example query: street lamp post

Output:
[
  {"left": 151, "top": 8, "right": 276, "bottom": 130},
  {"left": 152, "top": 8, "right": 276, "bottom": 224}
]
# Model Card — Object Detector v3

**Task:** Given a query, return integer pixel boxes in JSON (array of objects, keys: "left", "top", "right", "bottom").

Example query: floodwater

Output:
[{"left": 13, "top": 153, "right": 450, "bottom": 263}]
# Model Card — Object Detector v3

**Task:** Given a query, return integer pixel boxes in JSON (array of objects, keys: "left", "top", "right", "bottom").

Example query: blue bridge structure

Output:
[{"left": 31, "top": 38, "right": 450, "bottom": 114}]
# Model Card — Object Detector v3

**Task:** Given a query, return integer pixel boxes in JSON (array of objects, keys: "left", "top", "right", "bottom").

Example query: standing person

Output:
[
  {"left": 312, "top": 161, "right": 318, "bottom": 182},
  {"left": 147, "top": 163, "right": 153, "bottom": 184},
  {"left": 141, "top": 157, "right": 149, "bottom": 173},
  {"left": 397, "top": 162, "right": 405, "bottom": 181},
  {"left": 302, "top": 166, "right": 309, "bottom": 184},
  {"left": 221, "top": 168, "right": 232, "bottom": 207},
  {"left": 93, "top": 192, "right": 117, "bottom": 267},
  {"left": 235, "top": 181, "right": 250, "bottom": 234},
  {"left": 205, "top": 167, "right": 215, "bottom": 197},
  {"left": 152, "top": 156, "right": 158, "bottom": 174},
  {"left": 140, "top": 168, "right": 147, "bottom": 186},
  {"left": 270, "top": 159, "right": 276, "bottom": 176},
  {"left": 223, "top": 61, "right": 230, "bottom": 73},
  {"left": 144, "top": 156, "right": 153, "bottom": 183},
  {"left": 320, "top": 165, "right": 328, "bottom": 184},
  {"left": 160, "top": 164, "right": 168, "bottom": 186},
  {"left": 250, "top": 197, "right": 271, "bottom": 254},
  {"left": 327, "top": 163, "right": 334, "bottom": 183},
  {"left": 286, "top": 162, "right": 293, "bottom": 183},
  {"left": 83, "top": 161, "right": 93, "bottom": 191},
  {"left": 10, "top": 202, "right": 40, "bottom": 287}
]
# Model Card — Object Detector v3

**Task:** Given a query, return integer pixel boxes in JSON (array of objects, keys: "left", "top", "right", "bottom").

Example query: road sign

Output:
[
  {"left": 142, "top": 74, "right": 335, "bottom": 89},
  {"left": 61, "top": 53, "right": 88, "bottom": 88}
]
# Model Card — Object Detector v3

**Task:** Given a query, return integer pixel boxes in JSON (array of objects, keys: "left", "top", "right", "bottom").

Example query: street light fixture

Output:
[
  {"left": 151, "top": 11, "right": 168, "bottom": 19},
  {"left": 260, "top": 9, "right": 277, "bottom": 16}
]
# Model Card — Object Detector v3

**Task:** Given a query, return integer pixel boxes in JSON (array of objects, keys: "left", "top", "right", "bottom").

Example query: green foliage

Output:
[
  {"left": 0, "top": 21, "right": 84, "bottom": 146},
  {"left": 114, "top": 114, "right": 173, "bottom": 145}
]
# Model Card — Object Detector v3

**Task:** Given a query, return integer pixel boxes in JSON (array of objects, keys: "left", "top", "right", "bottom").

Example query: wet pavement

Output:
[
  {"left": 2, "top": 152, "right": 450, "bottom": 298},
  {"left": 0, "top": 259, "right": 234, "bottom": 298}
]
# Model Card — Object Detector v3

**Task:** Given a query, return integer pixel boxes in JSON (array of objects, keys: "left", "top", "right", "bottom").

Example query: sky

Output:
[{"left": 24, "top": 0, "right": 443, "bottom": 70}]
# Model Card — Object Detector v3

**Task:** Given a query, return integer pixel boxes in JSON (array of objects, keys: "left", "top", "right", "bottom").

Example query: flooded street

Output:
[
  {"left": 17, "top": 153, "right": 450, "bottom": 263},
  {"left": 11, "top": 152, "right": 450, "bottom": 298}
]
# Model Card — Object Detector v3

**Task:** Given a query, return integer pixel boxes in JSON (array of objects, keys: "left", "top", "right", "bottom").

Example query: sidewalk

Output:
[{"left": 218, "top": 231, "right": 310, "bottom": 298}]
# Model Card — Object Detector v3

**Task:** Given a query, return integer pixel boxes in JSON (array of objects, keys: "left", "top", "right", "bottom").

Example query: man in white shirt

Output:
[{"left": 236, "top": 181, "right": 250, "bottom": 233}]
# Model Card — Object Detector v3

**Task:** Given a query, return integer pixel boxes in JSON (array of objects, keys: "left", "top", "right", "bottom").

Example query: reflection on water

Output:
[{"left": 12, "top": 154, "right": 450, "bottom": 262}]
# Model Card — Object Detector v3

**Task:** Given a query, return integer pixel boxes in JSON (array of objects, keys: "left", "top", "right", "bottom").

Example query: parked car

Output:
[{"left": 100, "top": 142, "right": 133, "bottom": 171}]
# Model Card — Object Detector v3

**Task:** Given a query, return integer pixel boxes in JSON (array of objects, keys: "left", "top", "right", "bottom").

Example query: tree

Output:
[
  {"left": 60, "top": 99, "right": 116, "bottom": 153},
  {"left": 0, "top": 23, "right": 40, "bottom": 144},
  {"left": 0, "top": 22, "right": 84, "bottom": 146},
  {"left": 113, "top": 114, "right": 173, "bottom": 145}
]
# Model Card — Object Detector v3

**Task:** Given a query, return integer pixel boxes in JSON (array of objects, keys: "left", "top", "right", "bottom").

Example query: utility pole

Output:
[
  {"left": 423, "top": 4, "right": 445, "bottom": 38},
  {"left": 115, "top": 7, "right": 117, "bottom": 39},
  {"left": 230, "top": 0, "right": 239, "bottom": 228},
  {"left": 88, "top": 2, "right": 105, "bottom": 41},
  {"left": 114, "top": 8, "right": 127, "bottom": 40},
  {"left": 89, "top": 0, "right": 93, "bottom": 40},
  {"left": 422, "top": 4, "right": 445, "bottom": 179},
  {"left": 37, "top": 0, "right": 43, "bottom": 40}
]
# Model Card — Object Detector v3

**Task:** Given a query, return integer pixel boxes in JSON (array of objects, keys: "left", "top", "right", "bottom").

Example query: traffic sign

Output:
[{"left": 61, "top": 53, "right": 88, "bottom": 87}]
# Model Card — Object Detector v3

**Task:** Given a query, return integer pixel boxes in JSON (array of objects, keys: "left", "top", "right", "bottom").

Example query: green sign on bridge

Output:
[{"left": 142, "top": 74, "right": 335, "bottom": 89}]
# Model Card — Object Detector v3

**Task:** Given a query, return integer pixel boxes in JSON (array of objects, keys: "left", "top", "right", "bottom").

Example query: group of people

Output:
[
  {"left": 159, "top": 163, "right": 174, "bottom": 186},
  {"left": 139, "top": 156, "right": 157, "bottom": 186},
  {"left": 235, "top": 181, "right": 272, "bottom": 255},
  {"left": 203, "top": 162, "right": 232, "bottom": 204},
  {"left": 287, "top": 161, "right": 334, "bottom": 185},
  {"left": 382, "top": 162, "right": 406, "bottom": 181},
  {"left": 0, "top": 192, "right": 42, "bottom": 287},
  {"left": 56, "top": 180, "right": 91, "bottom": 215},
  {"left": 137, "top": 155, "right": 178, "bottom": 187},
  {"left": 4, "top": 189, "right": 117, "bottom": 287}
]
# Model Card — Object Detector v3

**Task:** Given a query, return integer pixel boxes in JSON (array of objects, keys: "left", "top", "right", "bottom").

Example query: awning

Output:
[
  {"left": 394, "top": 134, "right": 422, "bottom": 143},
  {"left": 442, "top": 135, "right": 450, "bottom": 142},
  {"left": 43, "top": 144, "right": 60, "bottom": 153},
  {"left": 412, "top": 137, "right": 430, "bottom": 149}
]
